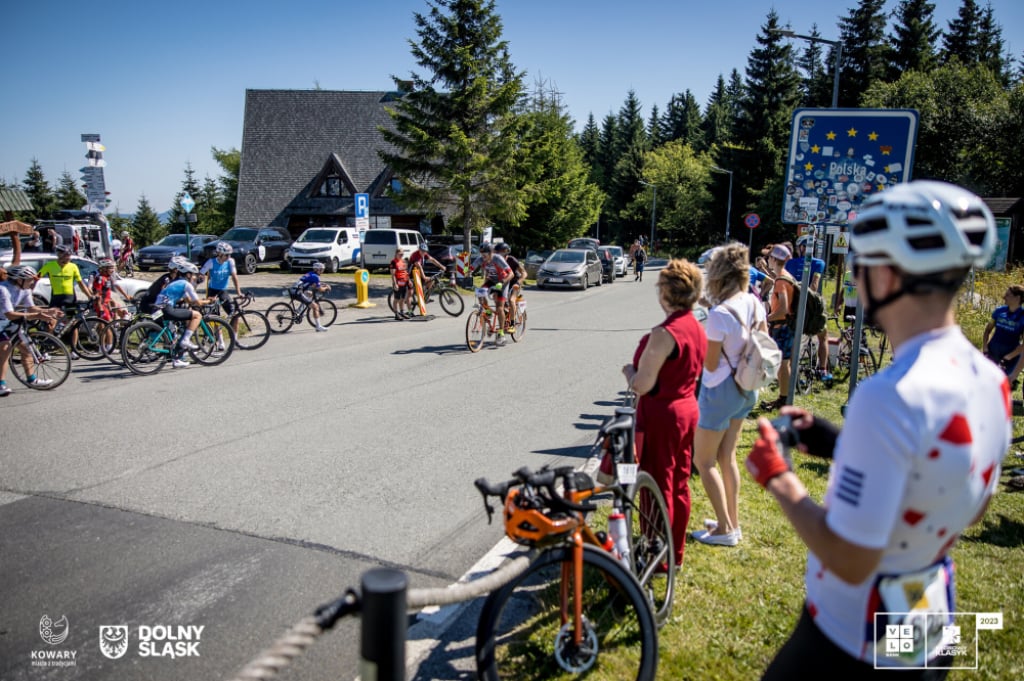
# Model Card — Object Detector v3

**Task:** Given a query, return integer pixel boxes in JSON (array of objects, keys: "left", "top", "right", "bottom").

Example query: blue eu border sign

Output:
[{"left": 782, "top": 108, "right": 919, "bottom": 226}]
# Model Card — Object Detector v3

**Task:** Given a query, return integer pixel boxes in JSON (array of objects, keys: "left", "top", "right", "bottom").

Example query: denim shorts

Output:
[
  {"left": 698, "top": 378, "right": 757, "bottom": 431},
  {"left": 770, "top": 323, "right": 794, "bottom": 360}
]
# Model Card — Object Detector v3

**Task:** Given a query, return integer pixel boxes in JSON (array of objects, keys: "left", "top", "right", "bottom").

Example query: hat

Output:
[{"left": 771, "top": 244, "right": 792, "bottom": 260}]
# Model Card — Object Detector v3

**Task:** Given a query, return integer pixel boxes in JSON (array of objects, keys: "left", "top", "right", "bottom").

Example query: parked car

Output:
[
  {"left": 600, "top": 245, "right": 627, "bottom": 276},
  {"left": 428, "top": 243, "right": 480, "bottom": 274},
  {"left": 535, "top": 248, "right": 604, "bottom": 290},
  {"left": 360, "top": 228, "right": 426, "bottom": 270},
  {"left": 200, "top": 226, "right": 293, "bottom": 275},
  {"left": 597, "top": 247, "right": 617, "bottom": 283},
  {"left": 524, "top": 249, "right": 554, "bottom": 279},
  {"left": 136, "top": 233, "right": 219, "bottom": 271},
  {"left": 284, "top": 227, "right": 359, "bottom": 273},
  {"left": 567, "top": 237, "right": 600, "bottom": 251},
  {"left": 2, "top": 252, "right": 152, "bottom": 305}
]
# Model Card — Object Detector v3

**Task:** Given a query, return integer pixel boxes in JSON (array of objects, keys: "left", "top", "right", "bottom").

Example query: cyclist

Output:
[
  {"left": 119, "top": 230, "right": 135, "bottom": 269},
  {"left": 981, "top": 284, "right": 1024, "bottom": 380},
  {"left": 91, "top": 258, "right": 131, "bottom": 322},
  {"left": 0, "top": 265, "right": 60, "bottom": 393},
  {"left": 746, "top": 181, "right": 1008, "bottom": 678},
  {"left": 786, "top": 234, "right": 830, "bottom": 380},
  {"left": 390, "top": 248, "right": 411, "bottom": 320},
  {"left": 138, "top": 256, "right": 186, "bottom": 315},
  {"left": 477, "top": 243, "right": 513, "bottom": 346},
  {"left": 39, "top": 245, "right": 95, "bottom": 358},
  {"left": 495, "top": 242, "right": 526, "bottom": 328},
  {"left": 155, "top": 260, "right": 207, "bottom": 367},
  {"left": 201, "top": 242, "right": 243, "bottom": 335},
  {"left": 407, "top": 243, "right": 446, "bottom": 304},
  {"left": 291, "top": 261, "right": 330, "bottom": 332}
]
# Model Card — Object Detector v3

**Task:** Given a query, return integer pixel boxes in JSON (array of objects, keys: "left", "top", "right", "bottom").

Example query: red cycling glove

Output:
[{"left": 745, "top": 419, "right": 791, "bottom": 488}]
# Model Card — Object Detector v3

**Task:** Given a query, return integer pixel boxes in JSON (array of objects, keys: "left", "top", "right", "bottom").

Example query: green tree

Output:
[
  {"left": 198, "top": 176, "right": 226, "bottom": 235},
  {"left": 702, "top": 75, "right": 734, "bottom": 150},
  {"left": 609, "top": 90, "right": 648, "bottom": 243},
  {"left": 577, "top": 113, "right": 604, "bottom": 187},
  {"left": 21, "top": 159, "right": 55, "bottom": 222},
  {"left": 976, "top": 3, "right": 1011, "bottom": 85},
  {"left": 942, "top": 0, "right": 981, "bottom": 64},
  {"left": 794, "top": 25, "right": 834, "bottom": 107},
  {"left": 660, "top": 91, "right": 704, "bottom": 150},
  {"left": 54, "top": 170, "right": 87, "bottom": 212},
  {"left": 212, "top": 146, "right": 240, "bottom": 230},
  {"left": 498, "top": 90, "right": 603, "bottom": 250},
  {"left": 647, "top": 104, "right": 662, "bottom": 148},
  {"left": 167, "top": 163, "right": 202, "bottom": 235},
  {"left": 131, "top": 195, "right": 166, "bottom": 247},
  {"left": 836, "top": 0, "right": 891, "bottom": 106},
  {"left": 379, "top": 0, "right": 525, "bottom": 251},
  {"left": 596, "top": 113, "right": 619, "bottom": 195},
  {"left": 889, "top": 0, "right": 941, "bottom": 77},
  {"left": 629, "top": 141, "right": 713, "bottom": 253}
]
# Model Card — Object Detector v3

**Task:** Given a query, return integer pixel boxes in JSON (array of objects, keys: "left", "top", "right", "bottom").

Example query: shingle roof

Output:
[
  {"left": 236, "top": 89, "right": 412, "bottom": 228},
  {"left": 983, "top": 197, "right": 1022, "bottom": 216},
  {"left": 0, "top": 188, "right": 33, "bottom": 213}
]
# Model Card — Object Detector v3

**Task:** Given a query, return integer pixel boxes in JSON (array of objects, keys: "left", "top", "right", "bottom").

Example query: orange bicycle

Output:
[
  {"left": 465, "top": 286, "right": 525, "bottom": 352},
  {"left": 474, "top": 465, "right": 658, "bottom": 680}
]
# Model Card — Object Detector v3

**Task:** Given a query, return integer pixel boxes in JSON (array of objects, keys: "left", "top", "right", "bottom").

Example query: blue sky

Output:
[{"left": 4, "top": 0, "right": 1021, "bottom": 215}]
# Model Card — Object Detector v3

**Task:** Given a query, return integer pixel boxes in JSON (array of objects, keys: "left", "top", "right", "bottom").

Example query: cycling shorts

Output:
[
  {"left": 163, "top": 306, "right": 193, "bottom": 322},
  {"left": 483, "top": 279, "right": 507, "bottom": 301},
  {"left": 394, "top": 283, "right": 409, "bottom": 297},
  {"left": 208, "top": 289, "right": 237, "bottom": 315},
  {"left": 50, "top": 294, "right": 75, "bottom": 310}
]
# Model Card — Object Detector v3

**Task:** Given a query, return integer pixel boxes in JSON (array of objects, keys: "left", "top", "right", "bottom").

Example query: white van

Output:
[
  {"left": 360, "top": 228, "right": 426, "bottom": 270},
  {"left": 285, "top": 227, "right": 359, "bottom": 273}
]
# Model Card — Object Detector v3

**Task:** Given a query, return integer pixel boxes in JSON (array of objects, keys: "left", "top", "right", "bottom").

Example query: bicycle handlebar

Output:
[{"left": 475, "top": 464, "right": 598, "bottom": 526}]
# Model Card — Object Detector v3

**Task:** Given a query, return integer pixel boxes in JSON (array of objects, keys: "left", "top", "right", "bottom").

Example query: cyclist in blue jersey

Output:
[
  {"left": 155, "top": 261, "right": 206, "bottom": 367},
  {"left": 201, "top": 242, "right": 243, "bottom": 334},
  {"left": 747, "top": 181, "right": 1008, "bottom": 679},
  {"left": 982, "top": 284, "right": 1024, "bottom": 381},
  {"left": 292, "top": 261, "right": 330, "bottom": 332}
]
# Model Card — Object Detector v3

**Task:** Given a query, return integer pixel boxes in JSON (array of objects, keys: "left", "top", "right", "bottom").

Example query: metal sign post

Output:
[{"left": 180, "top": 192, "right": 195, "bottom": 259}]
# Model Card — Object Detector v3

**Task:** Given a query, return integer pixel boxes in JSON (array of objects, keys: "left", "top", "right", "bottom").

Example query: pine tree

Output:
[
  {"left": 942, "top": 0, "right": 981, "bottom": 65},
  {"left": 212, "top": 146, "right": 240, "bottom": 229},
  {"left": 610, "top": 91, "right": 648, "bottom": 243},
  {"left": 378, "top": 0, "right": 525, "bottom": 251},
  {"left": 577, "top": 114, "right": 604, "bottom": 188},
  {"left": 977, "top": 3, "right": 1010, "bottom": 85},
  {"left": 21, "top": 159, "right": 55, "bottom": 223},
  {"left": 54, "top": 170, "right": 87, "bottom": 212},
  {"left": 597, "top": 113, "right": 619, "bottom": 196},
  {"left": 702, "top": 75, "right": 733, "bottom": 149},
  {"left": 131, "top": 195, "right": 166, "bottom": 247},
  {"left": 890, "top": 0, "right": 940, "bottom": 77},
  {"left": 167, "top": 163, "right": 202, "bottom": 234},
  {"left": 198, "top": 176, "right": 226, "bottom": 235},
  {"left": 794, "top": 25, "right": 834, "bottom": 107},
  {"left": 647, "top": 104, "right": 662, "bottom": 148},
  {"left": 836, "top": 0, "right": 890, "bottom": 106},
  {"left": 661, "top": 91, "right": 705, "bottom": 149}
]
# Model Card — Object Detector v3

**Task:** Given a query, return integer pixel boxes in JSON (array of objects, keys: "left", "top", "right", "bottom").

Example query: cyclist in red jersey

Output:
[
  {"left": 407, "top": 243, "right": 446, "bottom": 305},
  {"left": 478, "top": 243, "right": 514, "bottom": 346}
]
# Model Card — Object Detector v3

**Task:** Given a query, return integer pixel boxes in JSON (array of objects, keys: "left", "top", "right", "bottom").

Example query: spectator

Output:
[
  {"left": 786, "top": 235, "right": 830, "bottom": 380},
  {"left": 634, "top": 243, "right": 647, "bottom": 282},
  {"left": 621, "top": 258, "right": 707, "bottom": 568},
  {"left": 982, "top": 284, "right": 1024, "bottom": 382},
  {"left": 746, "top": 180, "right": 1008, "bottom": 678},
  {"left": 390, "top": 248, "right": 411, "bottom": 320},
  {"left": 762, "top": 244, "right": 797, "bottom": 411},
  {"left": 691, "top": 243, "right": 767, "bottom": 547}
]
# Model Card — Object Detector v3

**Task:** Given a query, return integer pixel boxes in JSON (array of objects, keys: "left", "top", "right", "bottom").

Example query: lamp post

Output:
[
  {"left": 774, "top": 28, "right": 843, "bottom": 109},
  {"left": 638, "top": 180, "right": 656, "bottom": 247},
  {"left": 710, "top": 166, "right": 733, "bottom": 243}
]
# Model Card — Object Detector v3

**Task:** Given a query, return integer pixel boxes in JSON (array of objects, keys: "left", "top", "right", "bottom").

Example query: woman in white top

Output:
[{"left": 691, "top": 243, "right": 768, "bottom": 546}]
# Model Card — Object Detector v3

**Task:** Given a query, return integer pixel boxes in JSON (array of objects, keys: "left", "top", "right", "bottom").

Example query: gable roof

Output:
[
  {"left": 236, "top": 89, "right": 411, "bottom": 228},
  {"left": 983, "top": 197, "right": 1023, "bottom": 216}
]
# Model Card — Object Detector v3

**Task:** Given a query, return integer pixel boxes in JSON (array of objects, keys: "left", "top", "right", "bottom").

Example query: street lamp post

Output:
[
  {"left": 775, "top": 28, "right": 843, "bottom": 109},
  {"left": 638, "top": 180, "right": 656, "bottom": 247},
  {"left": 710, "top": 166, "right": 733, "bottom": 243}
]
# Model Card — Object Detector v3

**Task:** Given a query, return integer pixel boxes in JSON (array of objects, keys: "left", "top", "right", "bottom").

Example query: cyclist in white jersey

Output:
[{"left": 744, "top": 181, "right": 1009, "bottom": 679}]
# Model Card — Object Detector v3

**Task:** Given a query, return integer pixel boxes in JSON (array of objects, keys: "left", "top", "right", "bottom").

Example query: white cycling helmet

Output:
[
  {"left": 168, "top": 255, "right": 189, "bottom": 270},
  {"left": 850, "top": 180, "right": 996, "bottom": 275},
  {"left": 6, "top": 265, "right": 38, "bottom": 281},
  {"left": 215, "top": 241, "right": 233, "bottom": 256},
  {"left": 312, "top": 261, "right": 325, "bottom": 272},
  {"left": 795, "top": 234, "right": 813, "bottom": 248},
  {"left": 177, "top": 261, "right": 200, "bottom": 275}
]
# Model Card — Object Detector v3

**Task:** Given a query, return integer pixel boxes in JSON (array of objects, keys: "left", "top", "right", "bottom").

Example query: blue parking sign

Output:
[{"left": 355, "top": 193, "right": 369, "bottom": 219}]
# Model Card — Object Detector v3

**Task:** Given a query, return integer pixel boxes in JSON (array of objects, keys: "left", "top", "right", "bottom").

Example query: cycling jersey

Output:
[
  {"left": 296, "top": 271, "right": 321, "bottom": 291},
  {"left": 785, "top": 255, "right": 825, "bottom": 286},
  {"left": 201, "top": 257, "right": 236, "bottom": 291},
  {"left": 482, "top": 254, "right": 512, "bottom": 282},
  {"left": 390, "top": 258, "right": 409, "bottom": 285},
  {"left": 38, "top": 260, "right": 83, "bottom": 296},
  {"left": 986, "top": 305, "right": 1024, "bottom": 359},
  {"left": 91, "top": 273, "right": 115, "bottom": 321},
  {"left": 805, "top": 326, "right": 1008, "bottom": 666},
  {"left": 0, "top": 281, "right": 27, "bottom": 333},
  {"left": 156, "top": 279, "right": 199, "bottom": 308}
]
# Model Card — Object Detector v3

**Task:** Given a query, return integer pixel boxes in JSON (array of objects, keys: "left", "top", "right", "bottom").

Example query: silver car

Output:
[
  {"left": 535, "top": 248, "right": 604, "bottom": 290},
  {"left": 600, "top": 245, "right": 627, "bottom": 276}
]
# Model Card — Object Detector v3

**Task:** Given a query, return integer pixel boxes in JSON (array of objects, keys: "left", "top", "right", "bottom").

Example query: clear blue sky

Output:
[{"left": 4, "top": 0, "right": 1021, "bottom": 215}]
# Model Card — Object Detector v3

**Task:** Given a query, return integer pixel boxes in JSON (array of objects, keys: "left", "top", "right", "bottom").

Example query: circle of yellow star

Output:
[
  {"left": 847, "top": 127, "right": 858, "bottom": 137},
  {"left": 804, "top": 162, "right": 815, "bottom": 172},
  {"left": 868, "top": 131, "right": 879, "bottom": 141},
  {"left": 811, "top": 144, "right": 821, "bottom": 153},
  {"left": 826, "top": 131, "right": 837, "bottom": 140}
]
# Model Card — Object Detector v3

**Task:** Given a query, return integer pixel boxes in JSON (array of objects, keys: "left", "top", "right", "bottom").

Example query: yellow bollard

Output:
[{"left": 350, "top": 268, "right": 376, "bottom": 308}]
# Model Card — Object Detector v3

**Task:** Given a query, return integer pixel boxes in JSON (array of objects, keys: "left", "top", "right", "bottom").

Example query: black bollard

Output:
[{"left": 360, "top": 568, "right": 408, "bottom": 681}]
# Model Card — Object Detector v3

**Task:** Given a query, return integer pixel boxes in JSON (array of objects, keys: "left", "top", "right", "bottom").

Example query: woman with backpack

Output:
[{"left": 690, "top": 243, "right": 768, "bottom": 546}]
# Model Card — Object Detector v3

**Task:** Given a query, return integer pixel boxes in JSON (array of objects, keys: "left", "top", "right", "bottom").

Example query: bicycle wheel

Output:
[
  {"left": 102, "top": 318, "right": 133, "bottom": 366},
  {"left": 74, "top": 316, "right": 112, "bottom": 361},
  {"left": 9, "top": 331, "right": 72, "bottom": 390},
  {"left": 466, "top": 310, "right": 487, "bottom": 353},
  {"left": 266, "top": 302, "right": 295, "bottom": 333},
  {"left": 438, "top": 287, "right": 465, "bottom": 316},
  {"left": 475, "top": 544, "right": 658, "bottom": 681},
  {"left": 191, "top": 316, "right": 235, "bottom": 366},
  {"left": 121, "top": 320, "right": 169, "bottom": 376},
  {"left": 510, "top": 310, "right": 527, "bottom": 342},
  {"left": 234, "top": 311, "right": 271, "bottom": 350},
  {"left": 386, "top": 289, "right": 397, "bottom": 313},
  {"left": 624, "top": 471, "right": 675, "bottom": 628},
  {"left": 307, "top": 299, "right": 338, "bottom": 328}
]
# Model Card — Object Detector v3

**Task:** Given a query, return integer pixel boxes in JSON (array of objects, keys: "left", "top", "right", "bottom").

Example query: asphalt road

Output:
[{"left": 0, "top": 267, "right": 664, "bottom": 680}]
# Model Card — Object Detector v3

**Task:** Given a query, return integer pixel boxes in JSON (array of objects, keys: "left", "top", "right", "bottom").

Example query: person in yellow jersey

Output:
[{"left": 38, "top": 245, "right": 95, "bottom": 358}]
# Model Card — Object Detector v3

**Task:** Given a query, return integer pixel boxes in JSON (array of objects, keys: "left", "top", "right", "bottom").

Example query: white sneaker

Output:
[
  {"left": 28, "top": 376, "right": 53, "bottom": 387},
  {"left": 0, "top": 384, "right": 11, "bottom": 397},
  {"left": 179, "top": 339, "right": 199, "bottom": 351},
  {"left": 171, "top": 358, "right": 191, "bottom": 368},
  {"left": 495, "top": 334, "right": 507, "bottom": 347},
  {"left": 702, "top": 519, "right": 742, "bottom": 541},
  {"left": 216, "top": 341, "right": 226, "bottom": 351},
  {"left": 315, "top": 325, "right": 328, "bottom": 332}
]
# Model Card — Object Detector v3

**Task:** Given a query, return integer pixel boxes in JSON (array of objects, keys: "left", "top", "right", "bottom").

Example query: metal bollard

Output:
[{"left": 359, "top": 568, "right": 407, "bottom": 681}]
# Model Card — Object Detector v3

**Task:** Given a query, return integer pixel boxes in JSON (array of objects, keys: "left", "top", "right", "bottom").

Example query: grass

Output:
[{"left": 652, "top": 266, "right": 1024, "bottom": 680}]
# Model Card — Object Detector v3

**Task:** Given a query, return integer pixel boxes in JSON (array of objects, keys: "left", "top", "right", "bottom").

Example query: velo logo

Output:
[
  {"left": 885, "top": 624, "right": 915, "bottom": 657},
  {"left": 39, "top": 615, "right": 69, "bottom": 645},
  {"left": 99, "top": 626, "right": 130, "bottom": 659}
]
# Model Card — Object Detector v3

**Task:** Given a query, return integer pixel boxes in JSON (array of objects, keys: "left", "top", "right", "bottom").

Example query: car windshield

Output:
[
  {"left": 220, "top": 227, "right": 258, "bottom": 241},
  {"left": 297, "top": 229, "right": 337, "bottom": 243},
  {"left": 526, "top": 250, "right": 553, "bottom": 263},
  {"left": 607, "top": 246, "right": 624, "bottom": 257},
  {"left": 548, "top": 250, "right": 585, "bottom": 264},
  {"left": 155, "top": 234, "right": 190, "bottom": 247}
]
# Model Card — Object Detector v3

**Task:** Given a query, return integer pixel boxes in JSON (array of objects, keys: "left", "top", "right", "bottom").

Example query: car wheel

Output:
[
  {"left": 138, "top": 265, "right": 149, "bottom": 272},
  {"left": 280, "top": 261, "right": 291, "bottom": 272},
  {"left": 242, "top": 253, "right": 258, "bottom": 275},
  {"left": 581, "top": 274, "right": 589, "bottom": 290},
  {"left": 327, "top": 257, "right": 339, "bottom": 274}
]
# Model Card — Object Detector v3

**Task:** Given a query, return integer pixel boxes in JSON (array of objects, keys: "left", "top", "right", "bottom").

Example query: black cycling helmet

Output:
[
  {"left": 480, "top": 242, "right": 493, "bottom": 254},
  {"left": 495, "top": 242, "right": 511, "bottom": 253},
  {"left": 56, "top": 245, "right": 73, "bottom": 255}
]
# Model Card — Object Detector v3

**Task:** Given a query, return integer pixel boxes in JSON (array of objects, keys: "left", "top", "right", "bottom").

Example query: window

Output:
[{"left": 325, "top": 177, "right": 341, "bottom": 197}]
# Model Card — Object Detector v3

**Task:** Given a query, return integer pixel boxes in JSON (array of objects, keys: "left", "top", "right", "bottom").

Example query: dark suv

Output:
[{"left": 201, "top": 226, "right": 292, "bottom": 274}]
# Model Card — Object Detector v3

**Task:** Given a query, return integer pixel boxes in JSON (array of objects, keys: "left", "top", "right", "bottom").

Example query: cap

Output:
[{"left": 771, "top": 244, "right": 792, "bottom": 260}]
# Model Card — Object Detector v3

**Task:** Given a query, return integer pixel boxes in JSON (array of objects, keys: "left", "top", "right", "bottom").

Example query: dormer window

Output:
[{"left": 321, "top": 175, "right": 342, "bottom": 197}]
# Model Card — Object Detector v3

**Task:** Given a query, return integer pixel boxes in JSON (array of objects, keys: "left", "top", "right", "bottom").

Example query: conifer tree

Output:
[
  {"left": 54, "top": 170, "right": 87, "bottom": 212},
  {"left": 379, "top": 0, "right": 525, "bottom": 250},
  {"left": 131, "top": 195, "right": 166, "bottom": 247},
  {"left": 942, "top": 0, "right": 981, "bottom": 64},
  {"left": 661, "top": 91, "right": 705, "bottom": 149},
  {"left": 647, "top": 104, "right": 662, "bottom": 148},
  {"left": 212, "top": 146, "right": 240, "bottom": 229},
  {"left": 21, "top": 159, "right": 55, "bottom": 222},
  {"left": 836, "top": 0, "right": 890, "bottom": 106},
  {"left": 167, "top": 163, "right": 202, "bottom": 234},
  {"left": 976, "top": 3, "right": 1010, "bottom": 85},
  {"left": 702, "top": 75, "right": 733, "bottom": 150},
  {"left": 610, "top": 91, "right": 648, "bottom": 242},
  {"left": 577, "top": 114, "right": 604, "bottom": 187},
  {"left": 890, "top": 0, "right": 941, "bottom": 77}
]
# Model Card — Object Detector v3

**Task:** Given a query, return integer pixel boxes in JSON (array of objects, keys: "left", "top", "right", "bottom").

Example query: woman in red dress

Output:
[{"left": 622, "top": 259, "right": 707, "bottom": 567}]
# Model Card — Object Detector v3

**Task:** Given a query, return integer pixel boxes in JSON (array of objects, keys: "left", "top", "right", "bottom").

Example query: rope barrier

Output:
[{"left": 227, "top": 549, "right": 536, "bottom": 681}]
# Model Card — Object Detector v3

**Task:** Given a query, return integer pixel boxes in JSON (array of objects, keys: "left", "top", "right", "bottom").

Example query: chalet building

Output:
[{"left": 235, "top": 89, "right": 428, "bottom": 237}]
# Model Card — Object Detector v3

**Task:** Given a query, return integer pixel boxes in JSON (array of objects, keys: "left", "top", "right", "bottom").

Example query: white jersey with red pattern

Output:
[
  {"left": 482, "top": 254, "right": 512, "bottom": 282},
  {"left": 805, "top": 325, "right": 1009, "bottom": 665}
]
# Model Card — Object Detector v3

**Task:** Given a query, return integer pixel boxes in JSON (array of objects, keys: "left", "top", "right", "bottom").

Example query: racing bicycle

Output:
[
  {"left": 387, "top": 269, "right": 466, "bottom": 317},
  {"left": 474, "top": 464, "right": 658, "bottom": 680},
  {"left": 7, "top": 320, "right": 72, "bottom": 390},
  {"left": 266, "top": 287, "right": 338, "bottom": 333},
  {"left": 201, "top": 292, "right": 271, "bottom": 350},
  {"left": 119, "top": 308, "right": 235, "bottom": 375},
  {"left": 465, "top": 286, "right": 526, "bottom": 352}
]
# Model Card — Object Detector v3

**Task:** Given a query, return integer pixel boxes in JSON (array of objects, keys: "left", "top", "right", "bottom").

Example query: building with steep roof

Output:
[{"left": 235, "top": 89, "right": 427, "bottom": 237}]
